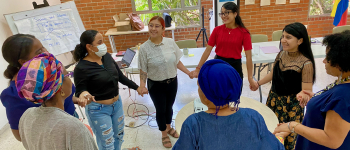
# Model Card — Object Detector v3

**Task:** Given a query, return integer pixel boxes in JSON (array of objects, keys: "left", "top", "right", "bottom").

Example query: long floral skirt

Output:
[{"left": 266, "top": 91, "right": 304, "bottom": 150}]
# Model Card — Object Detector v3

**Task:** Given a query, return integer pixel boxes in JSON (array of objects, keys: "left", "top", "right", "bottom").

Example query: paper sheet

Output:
[
  {"left": 261, "top": 0, "right": 271, "bottom": 6},
  {"left": 260, "top": 46, "right": 280, "bottom": 54},
  {"left": 245, "top": 0, "right": 255, "bottom": 5},
  {"left": 276, "top": 0, "right": 286, "bottom": 4},
  {"left": 290, "top": 0, "right": 300, "bottom": 3}
]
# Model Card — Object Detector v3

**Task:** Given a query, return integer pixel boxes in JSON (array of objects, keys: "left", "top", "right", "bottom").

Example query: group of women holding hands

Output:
[{"left": 1, "top": 1, "right": 350, "bottom": 150}]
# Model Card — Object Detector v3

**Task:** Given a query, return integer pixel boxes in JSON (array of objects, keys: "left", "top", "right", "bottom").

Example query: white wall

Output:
[{"left": 0, "top": 0, "right": 61, "bottom": 130}]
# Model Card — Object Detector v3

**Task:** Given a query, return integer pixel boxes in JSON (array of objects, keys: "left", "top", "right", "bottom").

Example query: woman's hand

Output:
[
  {"left": 189, "top": 68, "right": 200, "bottom": 78},
  {"left": 297, "top": 90, "right": 314, "bottom": 108},
  {"left": 273, "top": 122, "right": 294, "bottom": 135},
  {"left": 78, "top": 92, "right": 96, "bottom": 107},
  {"left": 249, "top": 79, "right": 259, "bottom": 91},
  {"left": 137, "top": 86, "right": 148, "bottom": 97},
  {"left": 275, "top": 131, "right": 291, "bottom": 139}
]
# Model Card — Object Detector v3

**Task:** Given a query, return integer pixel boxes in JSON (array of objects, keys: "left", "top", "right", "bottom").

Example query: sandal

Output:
[
  {"left": 162, "top": 136, "right": 172, "bottom": 148},
  {"left": 167, "top": 128, "right": 179, "bottom": 138}
]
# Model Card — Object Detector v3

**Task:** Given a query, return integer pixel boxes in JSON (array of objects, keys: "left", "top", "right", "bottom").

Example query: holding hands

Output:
[
  {"left": 78, "top": 92, "right": 96, "bottom": 107},
  {"left": 249, "top": 79, "right": 259, "bottom": 91},
  {"left": 189, "top": 69, "right": 200, "bottom": 79},
  {"left": 137, "top": 86, "right": 149, "bottom": 97},
  {"left": 296, "top": 90, "right": 314, "bottom": 108}
]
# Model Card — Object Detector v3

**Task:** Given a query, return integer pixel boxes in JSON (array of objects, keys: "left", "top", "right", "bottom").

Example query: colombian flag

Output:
[{"left": 331, "top": 0, "right": 349, "bottom": 26}]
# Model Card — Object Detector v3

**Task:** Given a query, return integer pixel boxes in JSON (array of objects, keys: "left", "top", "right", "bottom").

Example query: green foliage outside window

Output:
[
  {"left": 134, "top": 0, "right": 200, "bottom": 27},
  {"left": 309, "top": 0, "right": 350, "bottom": 16}
]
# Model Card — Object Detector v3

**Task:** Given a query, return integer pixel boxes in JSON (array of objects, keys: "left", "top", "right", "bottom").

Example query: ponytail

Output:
[
  {"left": 4, "top": 65, "right": 19, "bottom": 80},
  {"left": 74, "top": 30, "right": 99, "bottom": 61},
  {"left": 2, "top": 34, "right": 35, "bottom": 82},
  {"left": 73, "top": 44, "right": 87, "bottom": 62}
]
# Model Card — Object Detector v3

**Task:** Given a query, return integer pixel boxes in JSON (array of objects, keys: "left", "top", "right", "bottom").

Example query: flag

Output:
[{"left": 331, "top": 0, "right": 349, "bottom": 26}]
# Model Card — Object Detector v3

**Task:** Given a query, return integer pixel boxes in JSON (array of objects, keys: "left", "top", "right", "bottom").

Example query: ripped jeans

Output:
[{"left": 86, "top": 96, "right": 124, "bottom": 150}]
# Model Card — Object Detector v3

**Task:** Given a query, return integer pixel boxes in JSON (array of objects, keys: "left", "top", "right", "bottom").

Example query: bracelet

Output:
[
  {"left": 288, "top": 122, "right": 291, "bottom": 132},
  {"left": 257, "top": 81, "right": 260, "bottom": 86},
  {"left": 291, "top": 122, "right": 300, "bottom": 133},
  {"left": 196, "top": 66, "right": 201, "bottom": 70}
]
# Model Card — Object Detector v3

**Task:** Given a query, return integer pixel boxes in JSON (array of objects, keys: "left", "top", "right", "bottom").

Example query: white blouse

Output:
[{"left": 138, "top": 37, "right": 183, "bottom": 81}]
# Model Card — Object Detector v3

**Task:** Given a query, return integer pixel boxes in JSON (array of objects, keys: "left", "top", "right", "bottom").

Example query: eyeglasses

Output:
[
  {"left": 148, "top": 24, "right": 162, "bottom": 29},
  {"left": 219, "top": 11, "right": 232, "bottom": 17},
  {"left": 64, "top": 71, "right": 73, "bottom": 78}
]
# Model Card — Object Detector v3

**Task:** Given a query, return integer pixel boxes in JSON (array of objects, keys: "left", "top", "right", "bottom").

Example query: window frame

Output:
[
  {"left": 308, "top": 0, "right": 350, "bottom": 17},
  {"left": 131, "top": 0, "right": 202, "bottom": 28}
]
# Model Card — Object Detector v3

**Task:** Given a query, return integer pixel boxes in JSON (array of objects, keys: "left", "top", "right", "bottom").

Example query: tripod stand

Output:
[{"left": 196, "top": 6, "right": 209, "bottom": 47}]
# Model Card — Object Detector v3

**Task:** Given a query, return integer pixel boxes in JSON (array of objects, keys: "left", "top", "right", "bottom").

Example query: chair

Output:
[
  {"left": 175, "top": 39, "right": 197, "bottom": 49},
  {"left": 333, "top": 25, "right": 350, "bottom": 33},
  {"left": 251, "top": 34, "right": 268, "bottom": 43},
  {"left": 251, "top": 34, "right": 271, "bottom": 88},
  {"left": 272, "top": 30, "right": 282, "bottom": 41}
]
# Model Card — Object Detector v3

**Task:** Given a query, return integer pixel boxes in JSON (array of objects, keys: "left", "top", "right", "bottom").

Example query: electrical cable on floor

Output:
[{"left": 121, "top": 72, "right": 178, "bottom": 129}]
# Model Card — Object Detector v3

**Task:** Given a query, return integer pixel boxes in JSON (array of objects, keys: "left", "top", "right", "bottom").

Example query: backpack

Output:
[
  {"left": 128, "top": 13, "right": 144, "bottom": 31},
  {"left": 163, "top": 13, "right": 172, "bottom": 27}
]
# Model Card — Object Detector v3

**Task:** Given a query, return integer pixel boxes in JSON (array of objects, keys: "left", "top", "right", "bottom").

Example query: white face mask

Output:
[{"left": 93, "top": 43, "right": 107, "bottom": 57}]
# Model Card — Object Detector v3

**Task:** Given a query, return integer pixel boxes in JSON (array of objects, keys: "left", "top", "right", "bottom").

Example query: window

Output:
[
  {"left": 309, "top": 0, "right": 350, "bottom": 16},
  {"left": 131, "top": 0, "right": 201, "bottom": 27}
]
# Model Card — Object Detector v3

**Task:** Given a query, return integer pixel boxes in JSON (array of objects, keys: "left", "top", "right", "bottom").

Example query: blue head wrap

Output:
[{"left": 198, "top": 59, "right": 242, "bottom": 114}]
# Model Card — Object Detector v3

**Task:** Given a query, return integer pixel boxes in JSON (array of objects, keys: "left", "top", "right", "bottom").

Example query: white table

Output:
[
  {"left": 105, "top": 23, "right": 176, "bottom": 53},
  {"left": 112, "top": 48, "right": 214, "bottom": 74},
  {"left": 113, "top": 39, "right": 326, "bottom": 102},
  {"left": 175, "top": 97, "right": 279, "bottom": 135}
]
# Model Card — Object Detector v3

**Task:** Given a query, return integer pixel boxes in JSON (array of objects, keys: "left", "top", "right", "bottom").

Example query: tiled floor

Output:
[{"left": 0, "top": 58, "right": 336, "bottom": 150}]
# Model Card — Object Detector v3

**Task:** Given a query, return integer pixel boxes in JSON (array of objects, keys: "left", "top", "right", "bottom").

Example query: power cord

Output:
[{"left": 122, "top": 72, "right": 178, "bottom": 129}]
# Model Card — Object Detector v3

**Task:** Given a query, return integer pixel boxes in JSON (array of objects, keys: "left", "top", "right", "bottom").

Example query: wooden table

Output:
[
  {"left": 105, "top": 23, "right": 176, "bottom": 53},
  {"left": 175, "top": 97, "right": 279, "bottom": 135}
]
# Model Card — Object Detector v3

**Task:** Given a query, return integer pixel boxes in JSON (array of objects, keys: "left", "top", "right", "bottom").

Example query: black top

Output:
[
  {"left": 271, "top": 60, "right": 302, "bottom": 96},
  {"left": 74, "top": 53, "right": 138, "bottom": 100}
]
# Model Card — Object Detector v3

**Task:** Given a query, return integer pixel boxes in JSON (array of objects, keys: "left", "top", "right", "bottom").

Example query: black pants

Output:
[
  {"left": 148, "top": 77, "right": 178, "bottom": 131},
  {"left": 215, "top": 55, "right": 243, "bottom": 80}
]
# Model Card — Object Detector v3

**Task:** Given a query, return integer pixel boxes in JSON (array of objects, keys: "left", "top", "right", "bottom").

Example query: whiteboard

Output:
[{"left": 4, "top": 1, "right": 85, "bottom": 56}]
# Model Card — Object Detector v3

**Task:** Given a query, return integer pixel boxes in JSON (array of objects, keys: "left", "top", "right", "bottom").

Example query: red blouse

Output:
[{"left": 208, "top": 25, "right": 252, "bottom": 59}]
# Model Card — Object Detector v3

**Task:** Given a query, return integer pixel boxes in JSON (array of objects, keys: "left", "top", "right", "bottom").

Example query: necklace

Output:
[
  {"left": 226, "top": 27, "right": 233, "bottom": 34},
  {"left": 313, "top": 76, "right": 350, "bottom": 98}
]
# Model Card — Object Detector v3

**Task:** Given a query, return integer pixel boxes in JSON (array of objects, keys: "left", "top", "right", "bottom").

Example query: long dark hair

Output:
[
  {"left": 73, "top": 30, "right": 98, "bottom": 61},
  {"left": 283, "top": 22, "right": 316, "bottom": 83},
  {"left": 2, "top": 34, "right": 35, "bottom": 81},
  {"left": 222, "top": 2, "right": 247, "bottom": 30}
]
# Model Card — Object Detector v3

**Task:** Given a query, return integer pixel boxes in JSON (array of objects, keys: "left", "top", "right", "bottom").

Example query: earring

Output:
[{"left": 61, "top": 91, "right": 65, "bottom": 96}]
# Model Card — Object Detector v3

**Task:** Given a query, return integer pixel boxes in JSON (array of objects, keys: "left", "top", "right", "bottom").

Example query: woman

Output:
[
  {"left": 138, "top": 16, "right": 192, "bottom": 148},
  {"left": 274, "top": 30, "right": 350, "bottom": 150},
  {"left": 16, "top": 52, "right": 97, "bottom": 150},
  {"left": 0, "top": 34, "right": 83, "bottom": 141},
  {"left": 251, "top": 22, "right": 315, "bottom": 149},
  {"left": 173, "top": 59, "right": 286, "bottom": 150},
  {"left": 73, "top": 30, "right": 146, "bottom": 150},
  {"left": 190, "top": 2, "right": 257, "bottom": 90}
]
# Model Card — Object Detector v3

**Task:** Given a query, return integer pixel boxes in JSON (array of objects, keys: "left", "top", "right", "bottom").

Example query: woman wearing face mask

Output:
[
  {"left": 138, "top": 16, "right": 192, "bottom": 148},
  {"left": 73, "top": 30, "right": 147, "bottom": 150},
  {"left": 190, "top": 2, "right": 257, "bottom": 90},
  {"left": 251, "top": 22, "right": 315, "bottom": 150}
]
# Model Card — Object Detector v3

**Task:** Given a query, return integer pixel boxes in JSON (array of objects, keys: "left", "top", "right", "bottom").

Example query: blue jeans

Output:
[{"left": 86, "top": 97, "right": 125, "bottom": 150}]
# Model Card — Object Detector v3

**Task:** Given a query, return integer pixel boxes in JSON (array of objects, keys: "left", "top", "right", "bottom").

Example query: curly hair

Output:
[{"left": 322, "top": 30, "right": 350, "bottom": 72}]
